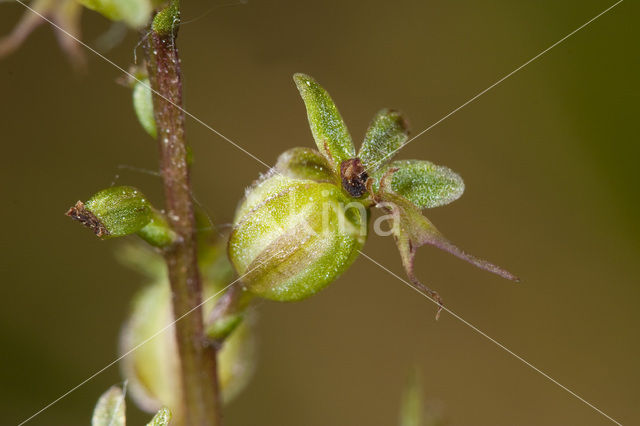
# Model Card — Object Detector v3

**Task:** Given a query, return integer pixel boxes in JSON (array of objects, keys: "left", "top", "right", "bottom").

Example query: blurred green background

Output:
[{"left": 1, "top": 0, "right": 638, "bottom": 425}]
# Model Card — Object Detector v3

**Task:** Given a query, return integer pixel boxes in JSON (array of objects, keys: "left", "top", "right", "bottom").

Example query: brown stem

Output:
[{"left": 144, "top": 21, "right": 222, "bottom": 426}]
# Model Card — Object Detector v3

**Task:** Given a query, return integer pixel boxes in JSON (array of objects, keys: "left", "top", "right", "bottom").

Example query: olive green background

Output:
[{"left": 1, "top": 0, "right": 638, "bottom": 425}]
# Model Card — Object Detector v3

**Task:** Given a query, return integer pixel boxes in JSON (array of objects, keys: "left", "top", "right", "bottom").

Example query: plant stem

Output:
[{"left": 144, "top": 16, "right": 222, "bottom": 426}]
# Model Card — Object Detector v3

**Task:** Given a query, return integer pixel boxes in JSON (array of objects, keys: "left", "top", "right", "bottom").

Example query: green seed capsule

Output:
[
  {"left": 229, "top": 171, "right": 367, "bottom": 301},
  {"left": 229, "top": 73, "right": 517, "bottom": 312}
]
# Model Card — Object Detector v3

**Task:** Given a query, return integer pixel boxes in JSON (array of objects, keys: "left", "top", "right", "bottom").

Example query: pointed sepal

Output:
[
  {"left": 378, "top": 187, "right": 518, "bottom": 316},
  {"left": 91, "top": 386, "right": 126, "bottom": 426},
  {"left": 359, "top": 109, "right": 410, "bottom": 172},
  {"left": 275, "top": 147, "right": 335, "bottom": 183},
  {"left": 373, "top": 160, "right": 465, "bottom": 209},
  {"left": 293, "top": 73, "right": 355, "bottom": 169},
  {"left": 146, "top": 408, "right": 171, "bottom": 426},
  {"left": 133, "top": 77, "right": 157, "bottom": 138}
]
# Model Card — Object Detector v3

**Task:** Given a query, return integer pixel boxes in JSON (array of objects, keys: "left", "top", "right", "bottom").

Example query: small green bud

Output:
[
  {"left": 229, "top": 171, "right": 367, "bottom": 301},
  {"left": 78, "top": 0, "right": 152, "bottom": 28},
  {"left": 91, "top": 386, "right": 126, "bottom": 426},
  {"left": 133, "top": 78, "right": 157, "bottom": 138},
  {"left": 66, "top": 186, "right": 175, "bottom": 247}
]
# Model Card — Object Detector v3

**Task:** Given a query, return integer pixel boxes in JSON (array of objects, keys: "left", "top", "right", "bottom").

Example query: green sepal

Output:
[
  {"left": 133, "top": 78, "right": 157, "bottom": 139},
  {"left": 379, "top": 186, "right": 518, "bottom": 314},
  {"left": 78, "top": 0, "right": 152, "bottom": 28},
  {"left": 205, "top": 284, "right": 254, "bottom": 341},
  {"left": 152, "top": 0, "right": 180, "bottom": 35},
  {"left": 138, "top": 210, "right": 176, "bottom": 247},
  {"left": 91, "top": 386, "right": 126, "bottom": 426},
  {"left": 146, "top": 408, "right": 171, "bottom": 426},
  {"left": 359, "top": 109, "right": 409, "bottom": 172},
  {"left": 206, "top": 312, "right": 244, "bottom": 341},
  {"left": 372, "top": 160, "right": 465, "bottom": 209},
  {"left": 275, "top": 147, "right": 336, "bottom": 183},
  {"left": 293, "top": 73, "right": 355, "bottom": 169}
]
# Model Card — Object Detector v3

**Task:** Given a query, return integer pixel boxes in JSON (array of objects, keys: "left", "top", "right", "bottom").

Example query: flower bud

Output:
[
  {"left": 67, "top": 186, "right": 175, "bottom": 247},
  {"left": 228, "top": 172, "right": 367, "bottom": 301},
  {"left": 119, "top": 279, "right": 254, "bottom": 420},
  {"left": 67, "top": 186, "right": 151, "bottom": 237}
]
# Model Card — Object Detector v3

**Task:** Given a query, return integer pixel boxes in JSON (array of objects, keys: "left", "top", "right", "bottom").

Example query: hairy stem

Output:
[{"left": 144, "top": 15, "right": 222, "bottom": 426}]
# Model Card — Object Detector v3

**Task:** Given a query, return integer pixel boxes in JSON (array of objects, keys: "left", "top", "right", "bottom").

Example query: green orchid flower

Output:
[{"left": 228, "top": 73, "right": 517, "bottom": 309}]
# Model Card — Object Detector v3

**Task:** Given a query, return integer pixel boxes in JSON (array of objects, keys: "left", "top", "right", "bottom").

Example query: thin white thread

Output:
[
  {"left": 357, "top": 250, "right": 623, "bottom": 426},
  {"left": 115, "top": 164, "right": 161, "bottom": 176},
  {"left": 11, "top": 0, "right": 272, "bottom": 171},
  {"left": 366, "top": 0, "right": 624, "bottom": 173},
  {"left": 9, "top": 1, "right": 625, "bottom": 424}
]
